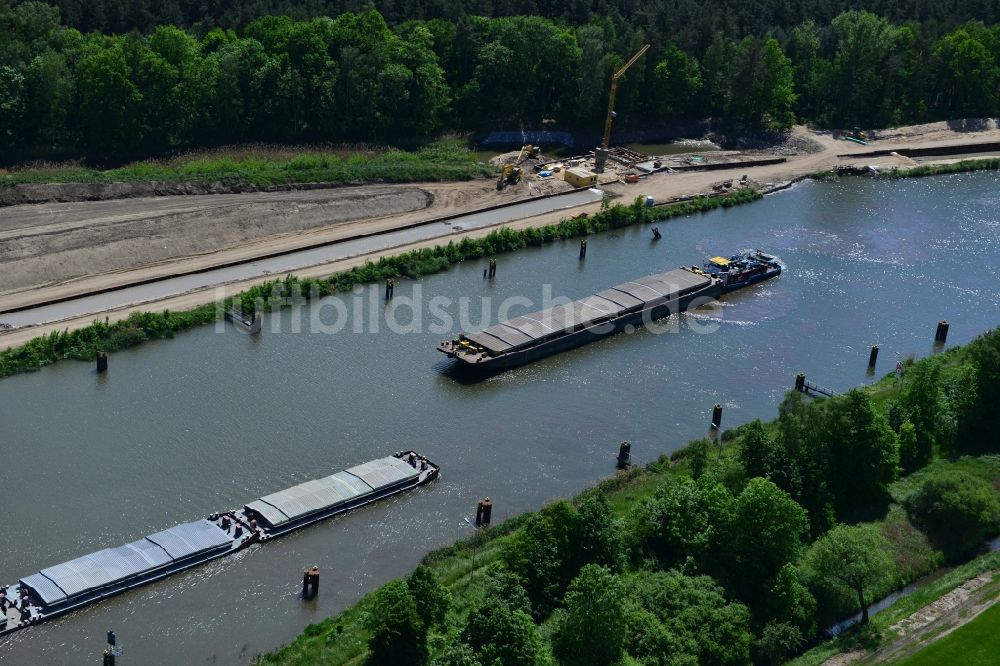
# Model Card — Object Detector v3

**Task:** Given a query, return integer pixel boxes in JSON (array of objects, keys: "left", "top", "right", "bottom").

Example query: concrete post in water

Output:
[
  {"left": 868, "top": 345, "right": 879, "bottom": 369},
  {"left": 935, "top": 320, "right": 949, "bottom": 344},
  {"left": 579, "top": 240, "right": 587, "bottom": 260},
  {"left": 616, "top": 441, "right": 631, "bottom": 469},
  {"left": 711, "top": 403, "right": 723, "bottom": 430},
  {"left": 475, "top": 498, "right": 493, "bottom": 528},
  {"left": 96, "top": 351, "right": 108, "bottom": 373},
  {"left": 795, "top": 373, "right": 806, "bottom": 392}
]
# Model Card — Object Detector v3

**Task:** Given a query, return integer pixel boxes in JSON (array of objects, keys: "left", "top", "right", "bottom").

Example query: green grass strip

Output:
[
  {"left": 894, "top": 598, "right": 1000, "bottom": 666},
  {"left": 0, "top": 141, "right": 492, "bottom": 188},
  {"left": 881, "top": 157, "right": 1000, "bottom": 178}
]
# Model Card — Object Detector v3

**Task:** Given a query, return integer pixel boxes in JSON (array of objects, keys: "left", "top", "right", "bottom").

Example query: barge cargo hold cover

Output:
[
  {"left": 15, "top": 519, "right": 239, "bottom": 615},
  {"left": 244, "top": 455, "right": 424, "bottom": 535},
  {"left": 438, "top": 251, "right": 782, "bottom": 374}
]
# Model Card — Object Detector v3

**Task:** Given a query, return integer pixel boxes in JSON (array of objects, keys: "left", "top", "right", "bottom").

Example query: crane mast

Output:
[{"left": 595, "top": 44, "right": 650, "bottom": 173}]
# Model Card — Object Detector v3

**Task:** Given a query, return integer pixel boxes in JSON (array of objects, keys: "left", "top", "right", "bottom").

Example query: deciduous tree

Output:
[{"left": 805, "top": 523, "right": 893, "bottom": 623}]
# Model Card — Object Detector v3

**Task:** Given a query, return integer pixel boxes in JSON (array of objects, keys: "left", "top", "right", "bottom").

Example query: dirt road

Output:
[{"left": 2, "top": 121, "right": 999, "bottom": 350}]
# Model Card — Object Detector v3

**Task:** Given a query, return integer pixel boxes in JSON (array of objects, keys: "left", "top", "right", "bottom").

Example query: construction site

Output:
[{"left": 488, "top": 43, "right": 787, "bottom": 201}]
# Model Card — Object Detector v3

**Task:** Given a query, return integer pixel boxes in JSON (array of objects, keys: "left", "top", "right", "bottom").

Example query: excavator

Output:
[
  {"left": 496, "top": 163, "right": 523, "bottom": 190},
  {"left": 495, "top": 145, "right": 538, "bottom": 190}
]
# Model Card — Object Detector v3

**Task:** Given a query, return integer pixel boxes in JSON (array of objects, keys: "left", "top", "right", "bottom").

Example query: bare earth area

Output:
[
  {"left": 0, "top": 177, "right": 570, "bottom": 309},
  {"left": 2, "top": 120, "right": 999, "bottom": 349}
]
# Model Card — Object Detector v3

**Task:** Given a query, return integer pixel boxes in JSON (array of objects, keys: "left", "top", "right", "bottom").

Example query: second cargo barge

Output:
[
  {"left": 1, "top": 451, "right": 438, "bottom": 638},
  {"left": 438, "top": 250, "right": 782, "bottom": 374}
]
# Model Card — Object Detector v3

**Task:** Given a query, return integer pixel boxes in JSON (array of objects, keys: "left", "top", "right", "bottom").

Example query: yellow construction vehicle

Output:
[
  {"left": 516, "top": 144, "right": 540, "bottom": 162},
  {"left": 496, "top": 164, "right": 524, "bottom": 190}
]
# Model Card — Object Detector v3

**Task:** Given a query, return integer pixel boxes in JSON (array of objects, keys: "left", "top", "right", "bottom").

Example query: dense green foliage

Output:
[
  {"left": 803, "top": 524, "right": 894, "bottom": 624},
  {"left": 0, "top": 188, "right": 759, "bottom": 379},
  {"left": 550, "top": 565, "right": 626, "bottom": 666},
  {"left": 4, "top": 1, "right": 1000, "bottom": 160},
  {"left": 905, "top": 470, "right": 1000, "bottom": 561},
  {"left": 364, "top": 579, "right": 428, "bottom": 665},
  {"left": 254, "top": 328, "right": 1000, "bottom": 666},
  {"left": 14, "top": 0, "right": 998, "bottom": 45}
]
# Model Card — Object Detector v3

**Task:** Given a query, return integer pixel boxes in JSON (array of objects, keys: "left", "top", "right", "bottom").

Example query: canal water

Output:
[{"left": 1, "top": 173, "right": 998, "bottom": 664}]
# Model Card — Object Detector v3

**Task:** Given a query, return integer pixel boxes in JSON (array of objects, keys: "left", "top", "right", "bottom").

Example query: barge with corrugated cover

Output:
[
  {"left": 438, "top": 250, "right": 781, "bottom": 373},
  {"left": 1, "top": 451, "right": 438, "bottom": 637}
]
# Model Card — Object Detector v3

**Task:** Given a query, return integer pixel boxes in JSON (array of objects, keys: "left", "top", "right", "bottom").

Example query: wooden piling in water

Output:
[
  {"left": 795, "top": 373, "right": 806, "bottom": 392},
  {"left": 711, "top": 403, "right": 723, "bottom": 430},
  {"left": 96, "top": 352, "right": 108, "bottom": 373},
  {"left": 935, "top": 320, "right": 949, "bottom": 344},
  {"left": 475, "top": 498, "right": 493, "bottom": 528},
  {"left": 868, "top": 345, "right": 879, "bottom": 369},
  {"left": 302, "top": 566, "right": 320, "bottom": 599},
  {"left": 616, "top": 441, "right": 631, "bottom": 468},
  {"left": 579, "top": 240, "right": 587, "bottom": 259}
]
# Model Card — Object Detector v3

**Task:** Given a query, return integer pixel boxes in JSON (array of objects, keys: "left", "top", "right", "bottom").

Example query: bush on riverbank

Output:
[
  {"left": 882, "top": 158, "right": 1000, "bottom": 179},
  {"left": 253, "top": 328, "right": 1000, "bottom": 666},
  {"left": 0, "top": 188, "right": 761, "bottom": 380},
  {"left": 0, "top": 306, "right": 218, "bottom": 376}
]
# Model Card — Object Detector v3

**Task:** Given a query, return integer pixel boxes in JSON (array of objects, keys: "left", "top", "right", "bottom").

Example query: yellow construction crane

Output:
[{"left": 596, "top": 44, "right": 650, "bottom": 172}]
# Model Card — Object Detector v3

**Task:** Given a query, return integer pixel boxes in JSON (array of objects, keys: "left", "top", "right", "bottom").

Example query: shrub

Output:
[{"left": 905, "top": 469, "right": 1000, "bottom": 560}]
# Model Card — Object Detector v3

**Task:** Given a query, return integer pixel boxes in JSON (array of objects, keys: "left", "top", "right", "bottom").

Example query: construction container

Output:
[{"left": 565, "top": 167, "right": 598, "bottom": 188}]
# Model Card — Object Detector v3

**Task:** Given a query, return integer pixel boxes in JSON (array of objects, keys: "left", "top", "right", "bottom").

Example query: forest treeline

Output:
[
  {"left": 2, "top": 1, "right": 1000, "bottom": 159},
  {"left": 12, "top": 0, "right": 1000, "bottom": 53},
  {"left": 257, "top": 328, "right": 1000, "bottom": 665}
]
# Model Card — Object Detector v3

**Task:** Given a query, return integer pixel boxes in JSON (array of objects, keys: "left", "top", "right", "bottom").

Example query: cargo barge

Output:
[
  {"left": 1, "top": 451, "right": 438, "bottom": 637},
  {"left": 438, "top": 250, "right": 782, "bottom": 374}
]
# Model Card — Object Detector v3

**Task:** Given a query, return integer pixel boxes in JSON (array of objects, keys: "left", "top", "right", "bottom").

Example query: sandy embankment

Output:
[{"left": 2, "top": 121, "right": 1000, "bottom": 350}]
